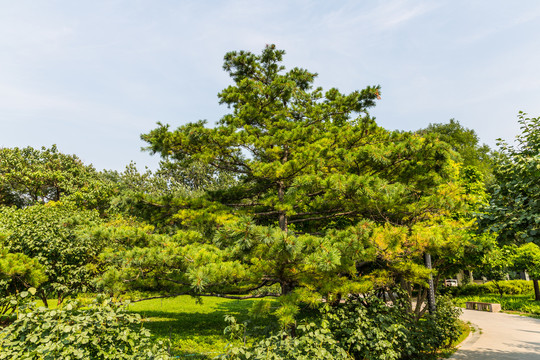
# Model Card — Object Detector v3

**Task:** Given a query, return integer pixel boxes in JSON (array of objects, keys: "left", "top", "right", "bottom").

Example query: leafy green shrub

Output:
[
  {"left": 0, "top": 296, "right": 170, "bottom": 359},
  {"left": 221, "top": 293, "right": 462, "bottom": 360},
  {"left": 219, "top": 321, "right": 352, "bottom": 360},
  {"left": 326, "top": 294, "right": 410, "bottom": 360},
  {"left": 411, "top": 295, "right": 463, "bottom": 356},
  {"left": 442, "top": 283, "right": 485, "bottom": 296},
  {"left": 444, "top": 280, "right": 533, "bottom": 297},
  {"left": 0, "top": 290, "right": 35, "bottom": 326}
]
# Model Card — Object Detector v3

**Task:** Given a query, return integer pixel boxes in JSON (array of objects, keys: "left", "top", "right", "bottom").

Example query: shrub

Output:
[
  {"left": 0, "top": 296, "right": 170, "bottom": 359},
  {"left": 327, "top": 294, "right": 410, "bottom": 360},
  {"left": 220, "top": 292, "right": 463, "bottom": 360},
  {"left": 220, "top": 321, "right": 352, "bottom": 360},
  {"left": 411, "top": 295, "right": 462, "bottom": 355}
]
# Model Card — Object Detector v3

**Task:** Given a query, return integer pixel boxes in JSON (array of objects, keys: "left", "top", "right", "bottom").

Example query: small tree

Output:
[
  {"left": 0, "top": 203, "right": 101, "bottom": 306},
  {"left": 478, "top": 245, "right": 514, "bottom": 297},
  {"left": 0, "top": 145, "right": 114, "bottom": 217},
  {"left": 513, "top": 243, "right": 540, "bottom": 297}
]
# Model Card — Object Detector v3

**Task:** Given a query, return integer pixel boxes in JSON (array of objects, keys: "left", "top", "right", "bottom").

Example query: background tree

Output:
[
  {"left": 419, "top": 119, "right": 495, "bottom": 185},
  {"left": 512, "top": 243, "right": 540, "bottom": 283},
  {"left": 0, "top": 145, "right": 112, "bottom": 212},
  {"left": 480, "top": 112, "right": 540, "bottom": 300},
  {"left": 0, "top": 203, "right": 101, "bottom": 306}
]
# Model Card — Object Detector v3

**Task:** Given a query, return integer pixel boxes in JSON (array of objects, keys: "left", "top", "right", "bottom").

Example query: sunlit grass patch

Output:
[{"left": 127, "top": 295, "right": 278, "bottom": 358}]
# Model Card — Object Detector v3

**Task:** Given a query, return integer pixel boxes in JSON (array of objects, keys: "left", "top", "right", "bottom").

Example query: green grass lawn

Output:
[{"left": 127, "top": 296, "right": 278, "bottom": 359}]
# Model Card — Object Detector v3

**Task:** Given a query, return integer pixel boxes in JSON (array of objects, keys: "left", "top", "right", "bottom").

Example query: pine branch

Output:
[
  {"left": 288, "top": 211, "right": 356, "bottom": 223},
  {"left": 129, "top": 292, "right": 192, "bottom": 303},
  {"left": 207, "top": 293, "right": 279, "bottom": 300}
]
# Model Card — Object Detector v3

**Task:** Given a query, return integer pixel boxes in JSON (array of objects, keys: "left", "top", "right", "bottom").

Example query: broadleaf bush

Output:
[
  {"left": 0, "top": 295, "right": 170, "bottom": 360},
  {"left": 220, "top": 292, "right": 462, "bottom": 360}
]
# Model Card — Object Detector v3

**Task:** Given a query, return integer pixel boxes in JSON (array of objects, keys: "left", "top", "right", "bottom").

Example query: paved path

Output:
[{"left": 450, "top": 309, "right": 540, "bottom": 359}]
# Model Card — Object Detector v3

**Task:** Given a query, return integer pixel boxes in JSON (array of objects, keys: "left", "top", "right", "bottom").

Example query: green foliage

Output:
[
  {"left": 222, "top": 293, "right": 462, "bottom": 360},
  {"left": 220, "top": 321, "right": 352, "bottom": 360},
  {"left": 0, "top": 145, "right": 112, "bottom": 211},
  {"left": 414, "top": 295, "right": 463, "bottom": 355},
  {"left": 0, "top": 248, "right": 47, "bottom": 322},
  {"left": 0, "top": 296, "right": 170, "bottom": 359},
  {"left": 326, "top": 295, "right": 410, "bottom": 360},
  {"left": 0, "top": 289, "right": 38, "bottom": 326},
  {"left": 92, "top": 216, "right": 253, "bottom": 298},
  {"left": 444, "top": 280, "right": 534, "bottom": 297},
  {"left": 419, "top": 119, "right": 494, "bottom": 184},
  {"left": 0, "top": 203, "right": 101, "bottom": 304},
  {"left": 327, "top": 294, "right": 461, "bottom": 359},
  {"left": 513, "top": 243, "right": 540, "bottom": 279},
  {"left": 481, "top": 113, "right": 540, "bottom": 245},
  {"left": 480, "top": 114, "right": 540, "bottom": 298},
  {"left": 0, "top": 250, "right": 47, "bottom": 292}
]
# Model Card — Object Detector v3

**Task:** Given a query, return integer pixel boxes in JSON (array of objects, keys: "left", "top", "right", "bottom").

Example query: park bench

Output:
[{"left": 465, "top": 301, "right": 501, "bottom": 312}]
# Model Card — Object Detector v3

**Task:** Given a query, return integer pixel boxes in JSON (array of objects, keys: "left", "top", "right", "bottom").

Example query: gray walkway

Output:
[{"left": 450, "top": 309, "right": 540, "bottom": 359}]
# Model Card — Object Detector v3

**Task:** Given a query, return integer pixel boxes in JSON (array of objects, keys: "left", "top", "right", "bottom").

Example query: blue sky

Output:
[{"left": 2, "top": 1, "right": 540, "bottom": 171}]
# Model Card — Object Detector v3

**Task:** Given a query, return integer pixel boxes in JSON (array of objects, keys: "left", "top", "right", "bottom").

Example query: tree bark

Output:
[
  {"left": 278, "top": 150, "right": 288, "bottom": 232},
  {"left": 424, "top": 252, "right": 437, "bottom": 314},
  {"left": 39, "top": 293, "right": 49, "bottom": 308},
  {"left": 278, "top": 181, "right": 287, "bottom": 232},
  {"left": 533, "top": 279, "right": 540, "bottom": 301},
  {"left": 281, "top": 281, "right": 294, "bottom": 296}
]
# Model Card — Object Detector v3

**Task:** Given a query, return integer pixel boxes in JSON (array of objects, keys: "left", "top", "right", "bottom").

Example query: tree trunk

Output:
[
  {"left": 414, "top": 284, "right": 428, "bottom": 320},
  {"left": 399, "top": 277, "right": 413, "bottom": 313},
  {"left": 533, "top": 279, "right": 540, "bottom": 301},
  {"left": 494, "top": 281, "right": 504, "bottom": 298},
  {"left": 424, "top": 252, "right": 436, "bottom": 314},
  {"left": 278, "top": 150, "right": 288, "bottom": 232},
  {"left": 281, "top": 281, "right": 294, "bottom": 296},
  {"left": 40, "top": 293, "right": 49, "bottom": 308},
  {"left": 278, "top": 182, "right": 287, "bottom": 232}
]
